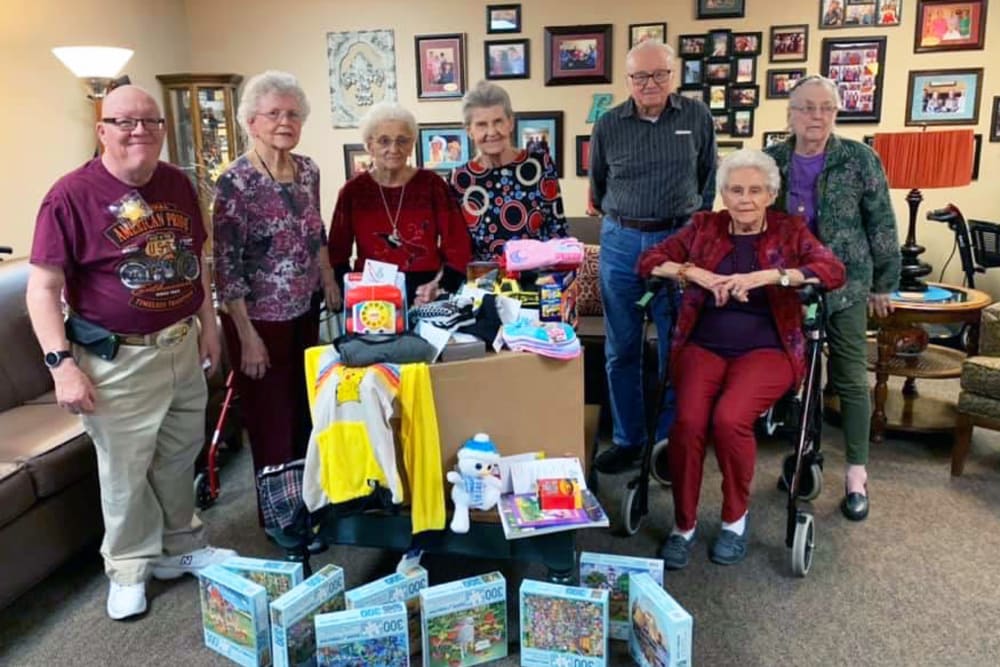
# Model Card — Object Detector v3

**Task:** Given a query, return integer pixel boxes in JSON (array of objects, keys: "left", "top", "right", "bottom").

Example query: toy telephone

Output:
[{"left": 345, "top": 283, "right": 405, "bottom": 334}]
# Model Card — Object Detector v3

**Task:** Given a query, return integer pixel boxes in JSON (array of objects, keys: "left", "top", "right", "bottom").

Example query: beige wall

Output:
[{"left": 3, "top": 0, "right": 998, "bottom": 296}]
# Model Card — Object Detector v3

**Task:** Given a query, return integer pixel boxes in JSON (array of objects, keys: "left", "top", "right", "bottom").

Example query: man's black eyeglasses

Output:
[{"left": 101, "top": 117, "right": 166, "bottom": 132}]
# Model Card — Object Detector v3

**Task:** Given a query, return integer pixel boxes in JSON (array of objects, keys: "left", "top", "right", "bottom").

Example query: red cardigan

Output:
[{"left": 637, "top": 209, "right": 846, "bottom": 387}]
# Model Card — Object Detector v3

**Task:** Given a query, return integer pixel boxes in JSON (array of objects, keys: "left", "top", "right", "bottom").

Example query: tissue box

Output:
[
  {"left": 270, "top": 564, "right": 345, "bottom": 667},
  {"left": 198, "top": 564, "right": 271, "bottom": 667},
  {"left": 519, "top": 579, "right": 609, "bottom": 667},
  {"left": 345, "top": 566, "right": 428, "bottom": 656},
  {"left": 221, "top": 556, "right": 304, "bottom": 600},
  {"left": 628, "top": 572, "right": 692, "bottom": 667},
  {"left": 579, "top": 551, "right": 665, "bottom": 640},
  {"left": 419, "top": 571, "right": 507, "bottom": 666},
  {"left": 314, "top": 602, "right": 409, "bottom": 666}
]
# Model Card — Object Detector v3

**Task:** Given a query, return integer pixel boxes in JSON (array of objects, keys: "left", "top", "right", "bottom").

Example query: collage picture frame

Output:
[
  {"left": 819, "top": 35, "right": 887, "bottom": 123},
  {"left": 819, "top": 0, "right": 902, "bottom": 28}
]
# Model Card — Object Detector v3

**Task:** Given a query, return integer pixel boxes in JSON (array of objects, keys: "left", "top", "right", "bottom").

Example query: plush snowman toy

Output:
[{"left": 447, "top": 433, "right": 502, "bottom": 533}]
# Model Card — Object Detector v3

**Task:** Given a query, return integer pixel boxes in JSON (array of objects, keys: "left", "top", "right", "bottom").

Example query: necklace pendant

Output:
[
  {"left": 797, "top": 204, "right": 806, "bottom": 213},
  {"left": 386, "top": 233, "right": 402, "bottom": 248}
]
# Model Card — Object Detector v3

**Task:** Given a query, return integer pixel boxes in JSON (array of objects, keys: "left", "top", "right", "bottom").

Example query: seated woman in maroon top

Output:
[
  {"left": 636, "top": 149, "right": 845, "bottom": 570},
  {"left": 329, "top": 103, "right": 471, "bottom": 304}
]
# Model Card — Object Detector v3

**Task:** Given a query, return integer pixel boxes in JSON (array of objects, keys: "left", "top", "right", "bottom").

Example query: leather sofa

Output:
[{"left": 0, "top": 257, "right": 240, "bottom": 609}]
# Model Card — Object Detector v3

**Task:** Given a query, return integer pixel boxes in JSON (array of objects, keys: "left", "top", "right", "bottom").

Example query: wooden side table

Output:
[{"left": 868, "top": 283, "right": 993, "bottom": 443}]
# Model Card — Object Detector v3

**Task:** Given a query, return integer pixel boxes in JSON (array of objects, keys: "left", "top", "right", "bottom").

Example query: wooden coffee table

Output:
[{"left": 868, "top": 283, "right": 992, "bottom": 443}]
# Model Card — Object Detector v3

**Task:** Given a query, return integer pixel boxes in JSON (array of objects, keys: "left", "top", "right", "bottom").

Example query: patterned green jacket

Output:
[{"left": 766, "top": 134, "right": 900, "bottom": 313}]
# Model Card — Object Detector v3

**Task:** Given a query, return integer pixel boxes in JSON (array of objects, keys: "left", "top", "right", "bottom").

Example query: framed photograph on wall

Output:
[
  {"left": 485, "top": 39, "right": 530, "bottom": 80},
  {"left": 575, "top": 135, "right": 591, "bottom": 176},
  {"left": 514, "top": 111, "right": 565, "bottom": 176},
  {"left": 732, "top": 32, "right": 763, "bottom": 55},
  {"left": 697, "top": 0, "right": 746, "bottom": 20},
  {"left": 629, "top": 22, "right": 667, "bottom": 48},
  {"left": 762, "top": 131, "right": 792, "bottom": 149},
  {"left": 681, "top": 58, "right": 704, "bottom": 87},
  {"left": 769, "top": 25, "right": 808, "bottom": 62},
  {"left": 708, "top": 84, "right": 728, "bottom": 110},
  {"left": 767, "top": 68, "right": 807, "bottom": 98},
  {"left": 543, "top": 24, "right": 613, "bottom": 86},
  {"left": 679, "top": 34, "right": 708, "bottom": 56},
  {"left": 717, "top": 140, "right": 745, "bottom": 163},
  {"left": 707, "top": 29, "right": 732, "bottom": 58},
  {"left": 991, "top": 97, "right": 1000, "bottom": 142},
  {"left": 905, "top": 68, "right": 984, "bottom": 126},
  {"left": 820, "top": 0, "right": 902, "bottom": 28},
  {"left": 712, "top": 112, "right": 732, "bottom": 135},
  {"left": 971, "top": 134, "right": 982, "bottom": 179},
  {"left": 729, "top": 85, "right": 760, "bottom": 108},
  {"left": 820, "top": 36, "right": 887, "bottom": 123},
  {"left": 680, "top": 88, "right": 707, "bottom": 103},
  {"left": 415, "top": 34, "right": 467, "bottom": 100},
  {"left": 416, "top": 123, "right": 470, "bottom": 171},
  {"left": 342, "top": 143, "right": 369, "bottom": 180},
  {"left": 731, "top": 109, "right": 755, "bottom": 137},
  {"left": 734, "top": 56, "right": 757, "bottom": 84},
  {"left": 486, "top": 4, "right": 521, "bottom": 34},
  {"left": 914, "top": 0, "right": 988, "bottom": 52},
  {"left": 705, "top": 61, "right": 733, "bottom": 83}
]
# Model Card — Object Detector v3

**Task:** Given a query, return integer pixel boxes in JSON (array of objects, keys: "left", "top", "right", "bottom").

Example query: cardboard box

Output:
[
  {"left": 419, "top": 571, "right": 507, "bottom": 666},
  {"left": 269, "top": 564, "right": 345, "bottom": 667},
  {"left": 519, "top": 578, "right": 609, "bottom": 667},
  {"left": 315, "top": 602, "right": 409, "bottom": 666},
  {"left": 198, "top": 564, "right": 272, "bottom": 667},
  {"left": 628, "top": 572, "right": 693, "bottom": 667},
  {"left": 221, "top": 556, "right": 304, "bottom": 601},
  {"left": 579, "top": 552, "right": 665, "bottom": 640},
  {"left": 345, "top": 566, "right": 428, "bottom": 656}
]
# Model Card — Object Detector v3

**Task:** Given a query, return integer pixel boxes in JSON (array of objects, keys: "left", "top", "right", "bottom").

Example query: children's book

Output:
[
  {"left": 345, "top": 566, "right": 428, "bottom": 656},
  {"left": 628, "top": 572, "right": 693, "bottom": 667},
  {"left": 270, "top": 564, "right": 345, "bottom": 667},
  {"left": 198, "top": 564, "right": 271, "bottom": 667},
  {"left": 579, "top": 552, "right": 665, "bottom": 640},
  {"left": 497, "top": 488, "right": 609, "bottom": 539},
  {"left": 419, "top": 571, "right": 507, "bottom": 667},
  {"left": 519, "top": 578, "right": 609, "bottom": 667},
  {"left": 222, "top": 556, "right": 304, "bottom": 601},
  {"left": 314, "top": 602, "right": 409, "bottom": 667}
]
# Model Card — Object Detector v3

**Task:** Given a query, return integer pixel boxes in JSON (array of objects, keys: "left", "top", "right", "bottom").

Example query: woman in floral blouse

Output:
[{"left": 213, "top": 70, "right": 341, "bottom": 487}]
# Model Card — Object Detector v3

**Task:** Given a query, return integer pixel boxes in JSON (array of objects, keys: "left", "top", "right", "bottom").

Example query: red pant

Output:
[{"left": 668, "top": 344, "right": 794, "bottom": 530}]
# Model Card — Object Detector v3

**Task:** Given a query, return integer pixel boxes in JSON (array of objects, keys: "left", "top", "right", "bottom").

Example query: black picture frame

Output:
[
  {"left": 514, "top": 110, "right": 565, "bottom": 177},
  {"left": 821, "top": 0, "right": 903, "bottom": 29},
  {"left": 679, "top": 88, "right": 707, "bottom": 103},
  {"left": 629, "top": 22, "right": 668, "bottom": 49},
  {"left": 575, "top": 134, "right": 591, "bottom": 176},
  {"left": 712, "top": 111, "right": 732, "bottom": 135},
  {"left": 731, "top": 109, "right": 755, "bottom": 137},
  {"left": 762, "top": 131, "right": 792, "bottom": 149},
  {"left": 820, "top": 35, "right": 887, "bottom": 123},
  {"left": 697, "top": 0, "right": 746, "bottom": 20},
  {"left": 972, "top": 133, "right": 982, "bottom": 179},
  {"left": 769, "top": 24, "right": 809, "bottom": 63},
  {"left": 729, "top": 84, "right": 760, "bottom": 109},
  {"left": 767, "top": 68, "right": 807, "bottom": 98},
  {"left": 679, "top": 34, "right": 708, "bottom": 56},
  {"left": 991, "top": 96, "right": 1000, "bottom": 142},
  {"left": 342, "top": 143, "right": 369, "bottom": 180},
  {"left": 484, "top": 39, "right": 530, "bottom": 80},
  {"left": 707, "top": 84, "right": 728, "bottom": 111},
  {"left": 486, "top": 4, "right": 522, "bottom": 34},
  {"left": 732, "top": 31, "right": 763, "bottom": 55},
  {"left": 681, "top": 58, "right": 704, "bottom": 87},
  {"left": 543, "top": 24, "right": 613, "bottom": 86},
  {"left": 415, "top": 33, "right": 467, "bottom": 100},
  {"left": 904, "top": 68, "right": 984, "bottom": 126},
  {"left": 717, "top": 140, "right": 745, "bottom": 163},
  {"left": 734, "top": 56, "right": 757, "bottom": 84},
  {"left": 707, "top": 29, "right": 732, "bottom": 58},
  {"left": 705, "top": 60, "right": 733, "bottom": 84},
  {"left": 416, "top": 123, "right": 471, "bottom": 171}
]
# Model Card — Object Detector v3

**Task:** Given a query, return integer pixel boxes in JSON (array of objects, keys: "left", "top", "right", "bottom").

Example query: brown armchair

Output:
[{"left": 952, "top": 301, "right": 1000, "bottom": 475}]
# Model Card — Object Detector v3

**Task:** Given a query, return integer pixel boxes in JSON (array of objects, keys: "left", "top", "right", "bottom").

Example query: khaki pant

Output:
[{"left": 77, "top": 328, "right": 207, "bottom": 584}]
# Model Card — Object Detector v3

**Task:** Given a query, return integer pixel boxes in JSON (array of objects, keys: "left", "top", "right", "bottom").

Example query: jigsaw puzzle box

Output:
[
  {"left": 519, "top": 578, "right": 609, "bottom": 667},
  {"left": 345, "top": 565, "right": 427, "bottom": 656},
  {"left": 628, "top": 572, "right": 693, "bottom": 667},
  {"left": 579, "top": 551, "right": 665, "bottom": 640},
  {"left": 270, "top": 564, "right": 345, "bottom": 667},
  {"left": 198, "top": 564, "right": 272, "bottom": 667},
  {"left": 314, "top": 602, "right": 409, "bottom": 666},
  {"left": 419, "top": 571, "right": 508, "bottom": 667}
]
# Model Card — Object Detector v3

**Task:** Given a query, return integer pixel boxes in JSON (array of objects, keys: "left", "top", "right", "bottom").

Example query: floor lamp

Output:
[
  {"left": 872, "top": 129, "right": 975, "bottom": 293},
  {"left": 52, "top": 46, "right": 134, "bottom": 138}
]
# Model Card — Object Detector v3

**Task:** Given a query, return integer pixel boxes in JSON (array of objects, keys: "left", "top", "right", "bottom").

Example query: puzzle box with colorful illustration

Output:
[
  {"left": 579, "top": 551, "right": 665, "bottom": 640},
  {"left": 345, "top": 565, "right": 427, "bottom": 656},
  {"left": 314, "top": 602, "right": 409, "bottom": 666},
  {"left": 629, "top": 572, "right": 692, "bottom": 667},
  {"left": 270, "top": 564, "right": 346, "bottom": 667},
  {"left": 519, "top": 578, "right": 609, "bottom": 667},
  {"left": 419, "top": 571, "right": 508, "bottom": 667},
  {"left": 221, "top": 556, "right": 304, "bottom": 601},
  {"left": 198, "top": 563, "right": 271, "bottom": 667}
]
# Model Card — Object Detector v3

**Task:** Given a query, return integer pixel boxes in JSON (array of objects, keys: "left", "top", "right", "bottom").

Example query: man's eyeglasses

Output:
[
  {"left": 789, "top": 104, "right": 839, "bottom": 115},
  {"left": 375, "top": 136, "right": 414, "bottom": 149},
  {"left": 627, "top": 69, "right": 672, "bottom": 86},
  {"left": 255, "top": 110, "right": 303, "bottom": 123},
  {"left": 101, "top": 117, "right": 166, "bottom": 132}
]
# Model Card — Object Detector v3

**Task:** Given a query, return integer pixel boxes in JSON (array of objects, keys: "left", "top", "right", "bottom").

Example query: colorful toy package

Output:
[
  {"left": 519, "top": 578, "right": 609, "bottom": 667},
  {"left": 419, "top": 571, "right": 508, "bottom": 667},
  {"left": 270, "top": 564, "right": 346, "bottom": 667},
  {"left": 314, "top": 602, "right": 409, "bottom": 666},
  {"left": 198, "top": 563, "right": 271, "bottom": 667},
  {"left": 345, "top": 565, "right": 428, "bottom": 656},
  {"left": 579, "top": 551, "right": 665, "bottom": 640},
  {"left": 221, "top": 556, "right": 304, "bottom": 601},
  {"left": 628, "top": 572, "right": 693, "bottom": 667}
]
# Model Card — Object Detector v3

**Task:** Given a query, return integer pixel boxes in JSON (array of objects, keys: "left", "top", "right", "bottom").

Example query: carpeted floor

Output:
[{"left": 1, "top": 378, "right": 999, "bottom": 667}]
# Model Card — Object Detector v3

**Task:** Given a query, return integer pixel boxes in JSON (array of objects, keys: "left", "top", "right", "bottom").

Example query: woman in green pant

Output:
[{"left": 765, "top": 75, "right": 901, "bottom": 521}]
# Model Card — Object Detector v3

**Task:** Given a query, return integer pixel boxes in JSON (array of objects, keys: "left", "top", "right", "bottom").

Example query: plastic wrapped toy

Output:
[{"left": 446, "top": 433, "right": 502, "bottom": 533}]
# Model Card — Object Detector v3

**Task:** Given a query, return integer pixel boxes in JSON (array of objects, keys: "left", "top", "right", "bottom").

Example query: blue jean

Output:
[{"left": 599, "top": 215, "right": 677, "bottom": 448}]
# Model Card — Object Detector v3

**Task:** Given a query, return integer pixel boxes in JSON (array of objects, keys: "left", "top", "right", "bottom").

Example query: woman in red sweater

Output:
[{"left": 637, "top": 149, "right": 845, "bottom": 569}]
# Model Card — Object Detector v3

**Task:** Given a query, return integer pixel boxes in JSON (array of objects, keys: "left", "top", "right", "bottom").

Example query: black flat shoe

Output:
[
  {"left": 593, "top": 445, "right": 641, "bottom": 474},
  {"left": 841, "top": 485, "right": 869, "bottom": 521}
]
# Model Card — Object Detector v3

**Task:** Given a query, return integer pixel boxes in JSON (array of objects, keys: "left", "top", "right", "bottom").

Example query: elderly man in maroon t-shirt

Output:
[{"left": 26, "top": 86, "right": 236, "bottom": 620}]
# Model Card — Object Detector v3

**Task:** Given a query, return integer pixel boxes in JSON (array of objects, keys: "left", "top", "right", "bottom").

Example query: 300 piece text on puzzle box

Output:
[
  {"left": 519, "top": 578, "right": 609, "bottom": 667},
  {"left": 579, "top": 551, "right": 665, "bottom": 640},
  {"left": 198, "top": 564, "right": 272, "bottom": 667},
  {"left": 315, "top": 602, "right": 409, "bottom": 666},
  {"left": 345, "top": 566, "right": 428, "bottom": 656},
  {"left": 420, "top": 571, "right": 508, "bottom": 667},
  {"left": 270, "top": 564, "right": 345, "bottom": 667},
  {"left": 629, "top": 572, "right": 693, "bottom": 667}
]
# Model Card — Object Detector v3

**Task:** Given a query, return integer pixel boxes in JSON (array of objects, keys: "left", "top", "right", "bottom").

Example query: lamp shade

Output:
[
  {"left": 52, "top": 46, "right": 133, "bottom": 79},
  {"left": 873, "top": 129, "right": 974, "bottom": 190}
]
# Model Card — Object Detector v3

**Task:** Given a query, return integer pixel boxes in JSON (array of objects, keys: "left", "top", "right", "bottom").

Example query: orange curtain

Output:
[{"left": 873, "top": 129, "right": 974, "bottom": 189}]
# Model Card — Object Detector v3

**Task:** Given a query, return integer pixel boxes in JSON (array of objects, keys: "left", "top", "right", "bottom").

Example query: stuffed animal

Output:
[{"left": 447, "top": 433, "right": 502, "bottom": 533}]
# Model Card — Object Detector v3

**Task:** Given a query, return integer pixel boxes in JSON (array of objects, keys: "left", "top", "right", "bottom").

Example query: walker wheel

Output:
[
  {"left": 650, "top": 439, "right": 672, "bottom": 487},
  {"left": 194, "top": 471, "right": 215, "bottom": 510},
  {"left": 780, "top": 455, "right": 823, "bottom": 501},
  {"left": 790, "top": 511, "right": 815, "bottom": 577},
  {"left": 618, "top": 485, "right": 644, "bottom": 536}
]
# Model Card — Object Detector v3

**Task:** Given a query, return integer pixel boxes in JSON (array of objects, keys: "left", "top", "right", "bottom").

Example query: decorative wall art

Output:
[
  {"left": 820, "top": 36, "right": 887, "bottom": 123},
  {"left": 326, "top": 29, "right": 398, "bottom": 128}
]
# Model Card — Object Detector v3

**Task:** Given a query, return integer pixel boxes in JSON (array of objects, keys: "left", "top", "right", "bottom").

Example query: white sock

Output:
[
  {"left": 671, "top": 524, "right": 695, "bottom": 540},
  {"left": 721, "top": 512, "right": 747, "bottom": 536}
]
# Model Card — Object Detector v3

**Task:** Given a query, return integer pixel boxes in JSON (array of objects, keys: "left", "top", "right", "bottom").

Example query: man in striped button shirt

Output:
[{"left": 589, "top": 40, "right": 717, "bottom": 474}]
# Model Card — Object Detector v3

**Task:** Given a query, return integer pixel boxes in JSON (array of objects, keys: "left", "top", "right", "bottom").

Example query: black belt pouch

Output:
[{"left": 65, "top": 315, "right": 120, "bottom": 361}]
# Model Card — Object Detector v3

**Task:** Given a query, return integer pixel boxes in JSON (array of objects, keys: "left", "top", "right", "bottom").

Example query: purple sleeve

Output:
[
  {"left": 212, "top": 172, "right": 251, "bottom": 303},
  {"left": 30, "top": 189, "right": 74, "bottom": 270}
]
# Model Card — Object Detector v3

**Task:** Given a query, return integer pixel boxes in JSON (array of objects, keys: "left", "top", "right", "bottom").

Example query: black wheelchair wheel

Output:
[
  {"left": 618, "top": 485, "right": 644, "bottom": 536},
  {"left": 194, "top": 471, "right": 215, "bottom": 510},
  {"left": 779, "top": 454, "right": 823, "bottom": 501},
  {"left": 790, "top": 511, "right": 815, "bottom": 577},
  {"left": 651, "top": 439, "right": 671, "bottom": 486}
]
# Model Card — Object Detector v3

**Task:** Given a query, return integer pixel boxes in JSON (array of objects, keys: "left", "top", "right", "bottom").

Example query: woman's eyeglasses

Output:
[
  {"left": 374, "top": 136, "right": 415, "bottom": 149},
  {"left": 256, "top": 110, "right": 303, "bottom": 123}
]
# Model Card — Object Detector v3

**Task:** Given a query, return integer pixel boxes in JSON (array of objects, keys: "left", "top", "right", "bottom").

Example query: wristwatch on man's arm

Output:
[
  {"left": 777, "top": 267, "right": 791, "bottom": 287},
  {"left": 44, "top": 350, "right": 73, "bottom": 369}
]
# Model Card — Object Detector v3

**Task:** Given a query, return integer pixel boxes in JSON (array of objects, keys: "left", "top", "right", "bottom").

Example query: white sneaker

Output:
[
  {"left": 107, "top": 581, "right": 147, "bottom": 620},
  {"left": 151, "top": 546, "right": 237, "bottom": 580}
]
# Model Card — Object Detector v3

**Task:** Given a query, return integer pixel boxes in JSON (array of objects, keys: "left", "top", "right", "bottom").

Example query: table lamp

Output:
[{"left": 872, "top": 129, "right": 974, "bottom": 293}]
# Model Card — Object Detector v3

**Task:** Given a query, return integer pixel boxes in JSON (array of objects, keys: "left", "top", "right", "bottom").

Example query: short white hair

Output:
[
  {"left": 717, "top": 149, "right": 781, "bottom": 194},
  {"left": 789, "top": 74, "right": 842, "bottom": 110},
  {"left": 237, "top": 70, "right": 310, "bottom": 139},
  {"left": 358, "top": 102, "right": 417, "bottom": 144},
  {"left": 625, "top": 39, "right": 675, "bottom": 66}
]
